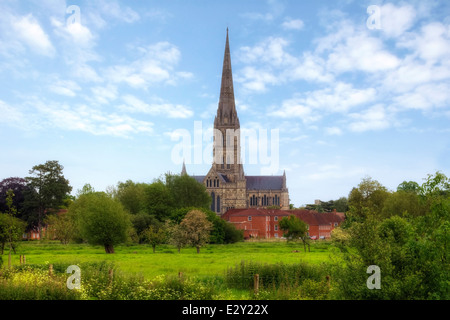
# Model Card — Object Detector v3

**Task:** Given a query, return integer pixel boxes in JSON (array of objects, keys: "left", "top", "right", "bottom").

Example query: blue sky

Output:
[{"left": 0, "top": 0, "right": 449, "bottom": 207}]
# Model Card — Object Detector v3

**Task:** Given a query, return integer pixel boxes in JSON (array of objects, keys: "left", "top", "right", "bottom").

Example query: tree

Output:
[
  {"left": 279, "top": 215, "right": 310, "bottom": 252},
  {"left": 165, "top": 173, "right": 211, "bottom": 209},
  {"left": 26, "top": 160, "right": 72, "bottom": 237},
  {"left": 381, "top": 190, "right": 425, "bottom": 219},
  {"left": 70, "top": 192, "right": 131, "bottom": 253},
  {"left": 0, "top": 177, "right": 39, "bottom": 231},
  {"left": 115, "top": 180, "right": 147, "bottom": 215},
  {"left": 168, "top": 221, "right": 188, "bottom": 253},
  {"left": 0, "top": 190, "right": 26, "bottom": 267},
  {"left": 44, "top": 213, "right": 76, "bottom": 244},
  {"left": 142, "top": 225, "right": 168, "bottom": 253},
  {"left": 347, "top": 177, "right": 389, "bottom": 222},
  {"left": 144, "top": 180, "right": 174, "bottom": 221},
  {"left": 397, "top": 181, "right": 420, "bottom": 194},
  {"left": 178, "top": 210, "right": 212, "bottom": 253}
]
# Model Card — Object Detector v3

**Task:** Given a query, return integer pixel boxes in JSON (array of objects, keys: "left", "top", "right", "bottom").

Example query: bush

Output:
[{"left": 0, "top": 265, "right": 81, "bottom": 300}]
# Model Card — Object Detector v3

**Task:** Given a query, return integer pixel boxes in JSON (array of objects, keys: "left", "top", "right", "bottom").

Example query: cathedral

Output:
[{"left": 182, "top": 29, "right": 289, "bottom": 215}]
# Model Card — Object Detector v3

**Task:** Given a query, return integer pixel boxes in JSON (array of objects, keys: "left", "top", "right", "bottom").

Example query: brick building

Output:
[{"left": 222, "top": 208, "right": 344, "bottom": 240}]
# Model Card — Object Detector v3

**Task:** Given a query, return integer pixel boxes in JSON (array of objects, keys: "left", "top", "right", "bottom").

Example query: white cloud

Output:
[
  {"left": 392, "top": 82, "right": 450, "bottom": 111},
  {"left": 105, "top": 42, "right": 190, "bottom": 89},
  {"left": 379, "top": 3, "right": 416, "bottom": 38},
  {"left": 270, "top": 82, "right": 376, "bottom": 120},
  {"left": 325, "top": 127, "right": 343, "bottom": 136},
  {"left": 11, "top": 14, "right": 55, "bottom": 57},
  {"left": 0, "top": 100, "right": 24, "bottom": 124},
  {"left": 348, "top": 105, "right": 390, "bottom": 132},
  {"left": 51, "top": 17, "right": 95, "bottom": 48},
  {"left": 33, "top": 100, "right": 153, "bottom": 138},
  {"left": 399, "top": 22, "right": 450, "bottom": 64},
  {"left": 237, "top": 66, "right": 279, "bottom": 92},
  {"left": 96, "top": 0, "right": 140, "bottom": 24},
  {"left": 119, "top": 95, "right": 193, "bottom": 119},
  {"left": 282, "top": 18, "right": 304, "bottom": 30},
  {"left": 90, "top": 85, "right": 118, "bottom": 104},
  {"left": 49, "top": 79, "right": 81, "bottom": 97},
  {"left": 325, "top": 32, "right": 400, "bottom": 73},
  {"left": 287, "top": 52, "right": 334, "bottom": 83}
]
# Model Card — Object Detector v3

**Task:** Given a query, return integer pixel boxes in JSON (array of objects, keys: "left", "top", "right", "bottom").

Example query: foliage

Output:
[
  {"left": 0, "top": 190, "right": 26, "bottom": 267},
  {"left": 25, "top": 161, "right": 72, "bottom": 235},
  {"left": 115, "top": 180, "right": 148, "bottom": 215},
  {"left": 69, "top": 192, "right": 132, "bottom": 253},
  {"left": 178, "top": 210, "right": 213, "bottom": 253},
  {"left": 226, "top": 260, "right": 329, "bottom": 299},
  {"left": 347, "top": 176, "right": 389, "bottom": 223},
  {"left": 0, "top": 265, "right": 80, "bottom": 300},
  {"left": 142, "top": 225, "right": 168, "bottom": 253},
  {"left": 331, "top": 172, "right": 450, "bottom": 300},
  {"left": 44, "top": 213, "right": 77, "bottom": 244},
  {"left": 279, "top": 215, "right": 310, "bottom": 251},
  {"left": 165, "top": 173, "right": 211, "bottom": 210}
]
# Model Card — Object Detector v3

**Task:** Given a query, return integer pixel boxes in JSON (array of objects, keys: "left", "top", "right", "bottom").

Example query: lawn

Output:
[{"left": 5, "top": 240, "right": 334, "bottom": 279}]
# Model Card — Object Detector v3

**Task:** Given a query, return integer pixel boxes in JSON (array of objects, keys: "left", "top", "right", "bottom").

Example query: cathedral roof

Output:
[{"left": 246, "top": 175, "right": 285, "bottom": 190}]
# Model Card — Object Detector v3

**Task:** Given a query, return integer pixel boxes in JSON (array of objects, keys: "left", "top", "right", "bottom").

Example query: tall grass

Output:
[{"left": 225, "top": 261, "right": 331, "bottom": 300}]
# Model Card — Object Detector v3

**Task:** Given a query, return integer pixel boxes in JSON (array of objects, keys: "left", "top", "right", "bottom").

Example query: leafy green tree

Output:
[
  {"left": 347, "top": 177, "right": 389, "bottom": 223},
  {"left": 168, "top": 221, "right": 188, "bottom": 253},
  {"left": 334, "top": 197, "right": 349, "bottom": 212},
  {"left": 332, "top": 172, "right": 450, "bottom": 300},
  {"left": 165, "top": 173, "right": 211, "bottom": 209},
  {"left": 144, "top": 180, "right": 174, "bottom": 221},
  {"left": 381, "top": 190, "right": 425, "bottom": 219},
  {"left": 280, "top": 215, "right": 310, "bottom": 252},
  {"left": 25, "top": 160, "right": 72, "bottom": 237},
  {"left": 397, "top": 181, "right": 420, "bottom": 193},
  {"left": 169, "top": 207, "right": 243, "bottom": 244},
  {"left": 115, "top": 180, "right": 147, "bottom": 215},
  {"left": 142, "top": 225, "right": 168, "bottom": 253},
  {"left": 44, "top": 213, "right": 76, "bottom": 244},
  {"left": 178, "top": 210, "right": 212, "bottom": 253},
  {"left": 70, "top": 192, "right": 131, "bottom": 253},
  {"left": 0, "top": 190, "right": 26, "bottom": 267}
]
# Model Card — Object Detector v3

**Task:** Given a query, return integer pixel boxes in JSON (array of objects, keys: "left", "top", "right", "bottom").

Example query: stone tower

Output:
[{"left": 187, "top": 29, "right": 290, "bottom": 215}]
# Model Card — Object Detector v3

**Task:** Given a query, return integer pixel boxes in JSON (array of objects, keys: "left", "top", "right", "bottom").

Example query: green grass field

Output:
[{"left": 7, "top": 240, "right": 334, "bottom": 279}]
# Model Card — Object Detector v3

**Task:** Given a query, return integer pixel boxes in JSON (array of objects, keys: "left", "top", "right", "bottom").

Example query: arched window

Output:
[
  {"left": 250, "top": 195, "right": 258, "bottom": 207},
  {"left": 211, "top": 192, "right": 215, "bottom": 212},
  {"left": 217, "top": 179, "right": 220, "bottom": 188},
  {"left": 217, "top": 195, "right": 221, "bottom": 213}
]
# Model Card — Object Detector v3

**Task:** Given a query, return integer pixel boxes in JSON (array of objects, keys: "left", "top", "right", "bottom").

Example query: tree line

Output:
[{"left": 0, "top": 160, "right": 243, "bottom": 256}]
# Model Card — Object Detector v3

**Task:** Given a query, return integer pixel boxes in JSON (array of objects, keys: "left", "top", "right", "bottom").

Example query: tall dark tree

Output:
[
  {"left": 0, "top": 177, "right": 39, "bottom": 231},
  {"left": 25, "top": 161, "right": 72, "bottom": 237}
]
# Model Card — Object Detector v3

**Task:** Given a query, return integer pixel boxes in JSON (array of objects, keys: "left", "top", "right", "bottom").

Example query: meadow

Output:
[{"left": 6, "top": 240, "right": 333, "bottom": 279}]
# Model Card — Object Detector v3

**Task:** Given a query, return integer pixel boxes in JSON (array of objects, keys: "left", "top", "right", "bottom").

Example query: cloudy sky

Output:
[{"left": 1, "top": 0, "right": 449, "bottom": 207}]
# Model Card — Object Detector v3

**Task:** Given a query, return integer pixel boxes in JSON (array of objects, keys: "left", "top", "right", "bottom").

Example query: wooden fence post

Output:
[
  {"left": 108, "top": 269, "right": 114, "bottom": 285},
  {"left": 49, "top": 264, "right": 53, "bottom": 276},
  {"left": 254, "top": 274, "right": 260, "bottom": 295},
  {"left": 23, "top": 255, "right": 26, "bottom": 264}
]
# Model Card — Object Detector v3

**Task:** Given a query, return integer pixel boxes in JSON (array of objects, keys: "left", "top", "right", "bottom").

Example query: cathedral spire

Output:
[
  {"left": 181, "top": 159, "right": 187, "bottom": 176},
  {"left": 215, "top": 28, "right": 239, "bottom": 128}
]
